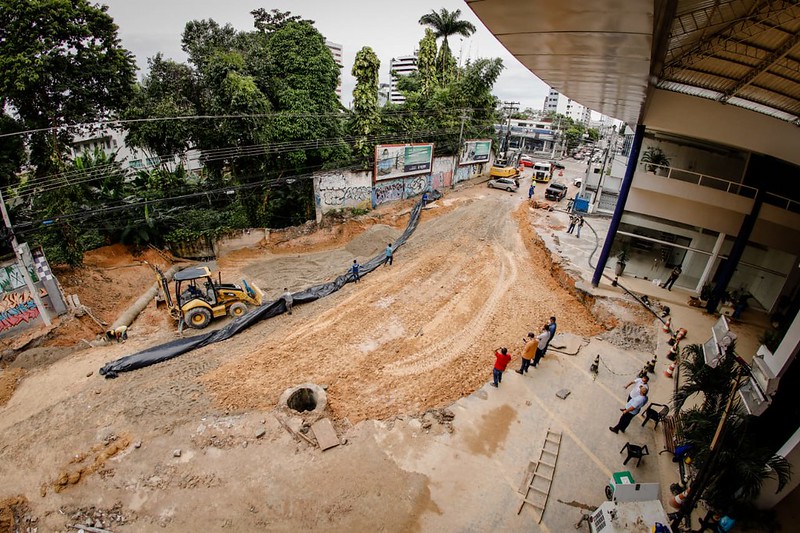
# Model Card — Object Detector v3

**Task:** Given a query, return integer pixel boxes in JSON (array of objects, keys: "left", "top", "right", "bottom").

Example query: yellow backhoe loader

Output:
[{"left": 152, "top": 265, "right": 263, "bottom": 331}]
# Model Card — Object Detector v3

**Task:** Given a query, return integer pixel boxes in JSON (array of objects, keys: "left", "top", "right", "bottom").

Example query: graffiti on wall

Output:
[
  {"left": 454, "top": 162, "right": 484, "bottom": 185},
  {"left": 405, "top": 175, "right": 429, "bottom": 196},
  {"left": 430, "top": 156, "right": 454, "bottom": 190},
  {"left": 315, "top": 170, "right": 373, "bottom": 214},
  {"left": 373, "top": 179, "right": 405, "bottom": 206},
  {"left": 0, "top": 288, "right": 48, "bottom": 333}
]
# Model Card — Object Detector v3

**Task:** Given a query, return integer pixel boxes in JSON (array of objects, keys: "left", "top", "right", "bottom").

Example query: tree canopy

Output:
[{"left": 0, "top": 0, "right": 136, "bottom": 177}]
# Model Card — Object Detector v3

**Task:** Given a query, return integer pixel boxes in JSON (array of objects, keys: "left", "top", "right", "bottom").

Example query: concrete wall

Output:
[
  {"left": 0, "top": 253, "right": 65, "bottom": 337},
  {"left": 313, "top": 169, "right": 372, "bottom": 218},
  {"left": 643, "top": 89, "right": 800, "bottom": 167},
  {"left": 313, "top": 155, "right": 488, "bottom": 218}
]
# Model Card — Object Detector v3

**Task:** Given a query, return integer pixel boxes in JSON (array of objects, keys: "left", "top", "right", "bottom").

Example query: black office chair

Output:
[
  {"left": 641, "top": 403, "right": 670, "bottom": 428},
  {"left": 620, "top": 442, "right": 650, "bottom": 467}
]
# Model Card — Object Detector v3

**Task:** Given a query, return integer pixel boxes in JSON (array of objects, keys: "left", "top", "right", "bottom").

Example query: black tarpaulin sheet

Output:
[{"left": 99, "top": 197, "right": 427, "bottom": 378}]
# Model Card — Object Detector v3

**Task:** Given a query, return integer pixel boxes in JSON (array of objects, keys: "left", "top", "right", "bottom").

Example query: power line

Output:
[{"left": 0, "top": 106, "right": 498, "bottom": 140}]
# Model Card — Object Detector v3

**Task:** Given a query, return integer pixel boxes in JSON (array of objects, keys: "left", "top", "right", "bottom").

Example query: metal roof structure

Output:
[{"left": 467, "top": 0, "right": 800, "bottom": 125}]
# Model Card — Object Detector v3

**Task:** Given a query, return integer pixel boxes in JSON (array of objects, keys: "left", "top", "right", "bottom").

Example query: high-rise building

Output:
[
  {"left": 389, "top": 54, "right": 418, "bottom": 105},
  {"left": 543, "top": 88, "right": 592, "bottom": 125},
  {"left": 326, "top": 41, "right": 343, "bottom": 99}
]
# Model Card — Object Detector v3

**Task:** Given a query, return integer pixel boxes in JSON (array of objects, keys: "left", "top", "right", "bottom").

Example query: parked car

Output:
[
  {"left": 488, "top": 178, "right": 519, "bottom": 192},
  {"left": 545, "top": 182, "right": 568, "bottom": 201},
  {"left": 519, "top": 155, "right": 534, "bottom": 168},
  {"left": 573, "top": 177, "right": 582, "bottom": 187},
  {"left": 549, "top": 160, "right": 566, "bottom": 170}
]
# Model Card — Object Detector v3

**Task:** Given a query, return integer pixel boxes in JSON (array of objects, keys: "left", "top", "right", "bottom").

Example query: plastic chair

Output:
[
  {"left": 620, "top": 442, "right": 649, "bottom": 467},
  {"left": 641, "top": 403, "right": 670, "bottom": 428}
]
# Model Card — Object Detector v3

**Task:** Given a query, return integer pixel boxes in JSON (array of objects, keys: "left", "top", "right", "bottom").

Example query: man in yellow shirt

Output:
[{"left": 515, "top": 332, "right": 538, "bottom": 375}]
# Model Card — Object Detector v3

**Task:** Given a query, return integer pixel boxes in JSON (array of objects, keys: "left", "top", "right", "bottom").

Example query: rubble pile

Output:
[{"left": 600, "top": 322, "right": 657, "bottom": 352}]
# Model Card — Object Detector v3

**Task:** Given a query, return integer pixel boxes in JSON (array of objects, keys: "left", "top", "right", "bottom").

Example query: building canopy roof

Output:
[{"left": 467, "top": 0, "right": 800, "bottom": 125}]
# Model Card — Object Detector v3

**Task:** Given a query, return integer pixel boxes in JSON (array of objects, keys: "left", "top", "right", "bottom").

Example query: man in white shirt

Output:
[
  {"left": 609, "top": 386, "right": 648, "bottom": 434},
  {"left": 624, "top": 375, "right": 649, "bottom": 401},
  {"left": 532, "top": 325, "right": 551, "bottom": 367}
]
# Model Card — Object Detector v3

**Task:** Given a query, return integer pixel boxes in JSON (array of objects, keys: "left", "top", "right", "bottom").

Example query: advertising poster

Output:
[
  {"left": 374, "top": 143, "right": 434, "bottom": 181},
  {"left": 459, "top": 140, "right": 492, "bottom": 165}
]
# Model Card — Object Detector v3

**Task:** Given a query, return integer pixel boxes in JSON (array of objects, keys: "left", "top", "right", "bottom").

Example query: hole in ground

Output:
[{"left": 287, "top": 388, "right": 317, "bottom": 412}]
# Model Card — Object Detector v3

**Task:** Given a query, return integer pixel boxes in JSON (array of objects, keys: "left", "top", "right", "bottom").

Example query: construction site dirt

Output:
[{"left": 0, "top": 175, "right": 658, "bottom": 531}]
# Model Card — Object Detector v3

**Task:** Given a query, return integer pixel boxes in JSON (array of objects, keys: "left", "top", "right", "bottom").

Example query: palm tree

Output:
[
  {"left": 674, "top": 343, "right": 792, "bottom": 515},
  {"left": 418, "top": 8, "right": 477, "bottom": 82}
]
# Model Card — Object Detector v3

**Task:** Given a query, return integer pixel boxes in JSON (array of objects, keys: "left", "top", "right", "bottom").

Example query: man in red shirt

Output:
[{"left": 491, "top": 347, "right": 512, "bottom": 388}]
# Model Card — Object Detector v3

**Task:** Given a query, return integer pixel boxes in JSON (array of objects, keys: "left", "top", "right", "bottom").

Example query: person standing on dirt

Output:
[
  {"left": 282, "top": 288, "right": 293, "bottom": 315},
  {"left": 575, "top": 216, "right": 585, "bottom": 238},
  {"left": 384, "top": 243, "right": 394, "bottom": 266},
  {"left": 528, "top": 183, "right": 535, "bottom": 200},
  {"left": 516, "top": 332, "right": 538, "bottom": 375},
  {"left": 421, "top": 191, "right": 429, "bottom": 208},
  {"left": 351, "top": 259, "right": 361, "bottom": 283},
  {"left": 491, "top": 347, "right": 512, "bottom": 388},
  {"left": 532, "top": 324, "right": 551, "bottom": 367}
]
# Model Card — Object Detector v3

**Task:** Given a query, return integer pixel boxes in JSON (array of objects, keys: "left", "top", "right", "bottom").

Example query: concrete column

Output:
[
  {"left": 695, "top": 232, "right": 726, "bottom": 293},
  {"left": 591, "top": 123, "right": 645, "bottom": 287},
  {"left": 706, "top": 186, "right": 766, "bottom": 313}
]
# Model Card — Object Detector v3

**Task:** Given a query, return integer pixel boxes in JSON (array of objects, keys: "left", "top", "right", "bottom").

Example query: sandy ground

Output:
[{"left": 0, "top": 170, "right": 654, "bottom": 532}]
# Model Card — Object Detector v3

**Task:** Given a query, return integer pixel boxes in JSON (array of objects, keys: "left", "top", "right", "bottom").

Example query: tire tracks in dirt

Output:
[{"left": 386, "top": 244, "right": 518, "bottom": 376}]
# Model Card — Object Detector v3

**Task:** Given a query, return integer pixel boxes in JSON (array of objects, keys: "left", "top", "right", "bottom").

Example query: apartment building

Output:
[
  {"left": 325, "top": 41, "right": 343, "bottom": 100},
  {"left": 543, "top": 88, "right": 591, "bottom": 125},
  {"left": 388, "top": 54, "right": 418, "bottom": 105}
]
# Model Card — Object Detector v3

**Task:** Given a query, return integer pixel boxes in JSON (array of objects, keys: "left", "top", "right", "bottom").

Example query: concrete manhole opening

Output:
[
  {"left": 287, "top": 387, "right": 317, "bottom": 412},
  {"left": 278, "top": 383, "right": 327, "bottom": 415}
]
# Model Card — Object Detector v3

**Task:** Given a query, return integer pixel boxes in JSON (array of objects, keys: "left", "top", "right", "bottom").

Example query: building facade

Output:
[
  {"left": 543, "top": 88, "right": 591, "bottom": 125},
  {"left": 325, "top": 41, "right": 343, "bottom": 100},
  {"left": 389, "top": 54, "right": 418, "bottom": 105}
]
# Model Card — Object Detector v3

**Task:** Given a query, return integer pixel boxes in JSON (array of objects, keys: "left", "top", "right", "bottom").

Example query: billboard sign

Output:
[
  {"left": 459, "top": 140, "right": 492, "bottom": 166},
  {"left": 374, "top": 143, "right": 434, "bottom": 181}
]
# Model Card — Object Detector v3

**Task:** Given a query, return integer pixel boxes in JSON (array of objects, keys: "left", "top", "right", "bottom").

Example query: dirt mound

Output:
[
  {"left": 345, "top": 224, "right": 400, "bottom": 258},
  {"left": 0, "top": 495, "right": 32, "bottom": 533},
  {"left": 0, "top": 368, "right": 24, "bottom": 407}
]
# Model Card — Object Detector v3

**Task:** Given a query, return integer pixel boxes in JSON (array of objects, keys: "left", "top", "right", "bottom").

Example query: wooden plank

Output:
[{"left": 311, "top": 419, "right": 340, "bottom": 451}]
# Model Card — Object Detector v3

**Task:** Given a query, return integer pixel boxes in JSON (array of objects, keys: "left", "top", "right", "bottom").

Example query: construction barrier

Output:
[{"left": 670, "top": 488, "right": 690, "bottom": 508}]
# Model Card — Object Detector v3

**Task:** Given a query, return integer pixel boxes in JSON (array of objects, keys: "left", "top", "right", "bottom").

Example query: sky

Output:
[{"left": 101, "top": 0, "right": 552, "bottom": 111}]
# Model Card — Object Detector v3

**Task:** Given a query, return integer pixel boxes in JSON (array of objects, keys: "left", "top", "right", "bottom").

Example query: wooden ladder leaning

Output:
[{"left": 517, "top": 428, "right": 562, "bottom": 522}]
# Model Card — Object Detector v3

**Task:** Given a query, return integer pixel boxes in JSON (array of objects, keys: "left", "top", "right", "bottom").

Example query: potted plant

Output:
[
  {"left": 640, "top": 146, "right": 671, "bottom": 174},
  {"left": 615, "top": 247, "right": 630, "bottom": 276}
]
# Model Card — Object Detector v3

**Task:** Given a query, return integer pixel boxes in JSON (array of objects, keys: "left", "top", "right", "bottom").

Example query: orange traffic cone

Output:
[
  {"left": 559, "top": 170, "right": 564, "bottom": 176},
  {"left": 670, "top": 488, "right": 690, "bottom": 508},
  {"left": 676, "top": 327, "right": 687, "bottom": 341},
  {"left": 662, "top": 317, "right": 671, "bottom": 333},
  {"left": 664, "top": 361, "right": 676, "bottom": 378}
]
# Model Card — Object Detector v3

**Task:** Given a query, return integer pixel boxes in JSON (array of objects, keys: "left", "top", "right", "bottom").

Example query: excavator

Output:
[{"left": 151, "top": 264, "right": 263, "bottom": 331}]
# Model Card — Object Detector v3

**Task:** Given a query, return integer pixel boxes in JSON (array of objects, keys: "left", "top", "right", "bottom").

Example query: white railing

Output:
[
  {"left": 765, "top": 192, "right": 800, "bottom": 214},
  {"left": 638, "top": 162, "right": 758, "bottom": 199}
]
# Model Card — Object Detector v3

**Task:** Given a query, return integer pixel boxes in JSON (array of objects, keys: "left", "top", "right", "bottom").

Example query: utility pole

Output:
[
  {"left": 0, "top": 189, "right": 51, "bottom": 326},
  {"left": 550, "top": 115, "right": 562, "bottom": 159},
  {"left": 593, "top": 125, "right": 618, "bottom": 209},
  {"left": 452, "top": 110, "right": 469, "bottom": 189},
  {"left": 501, "top": 101, "right": 519, "bottom": 161}
]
